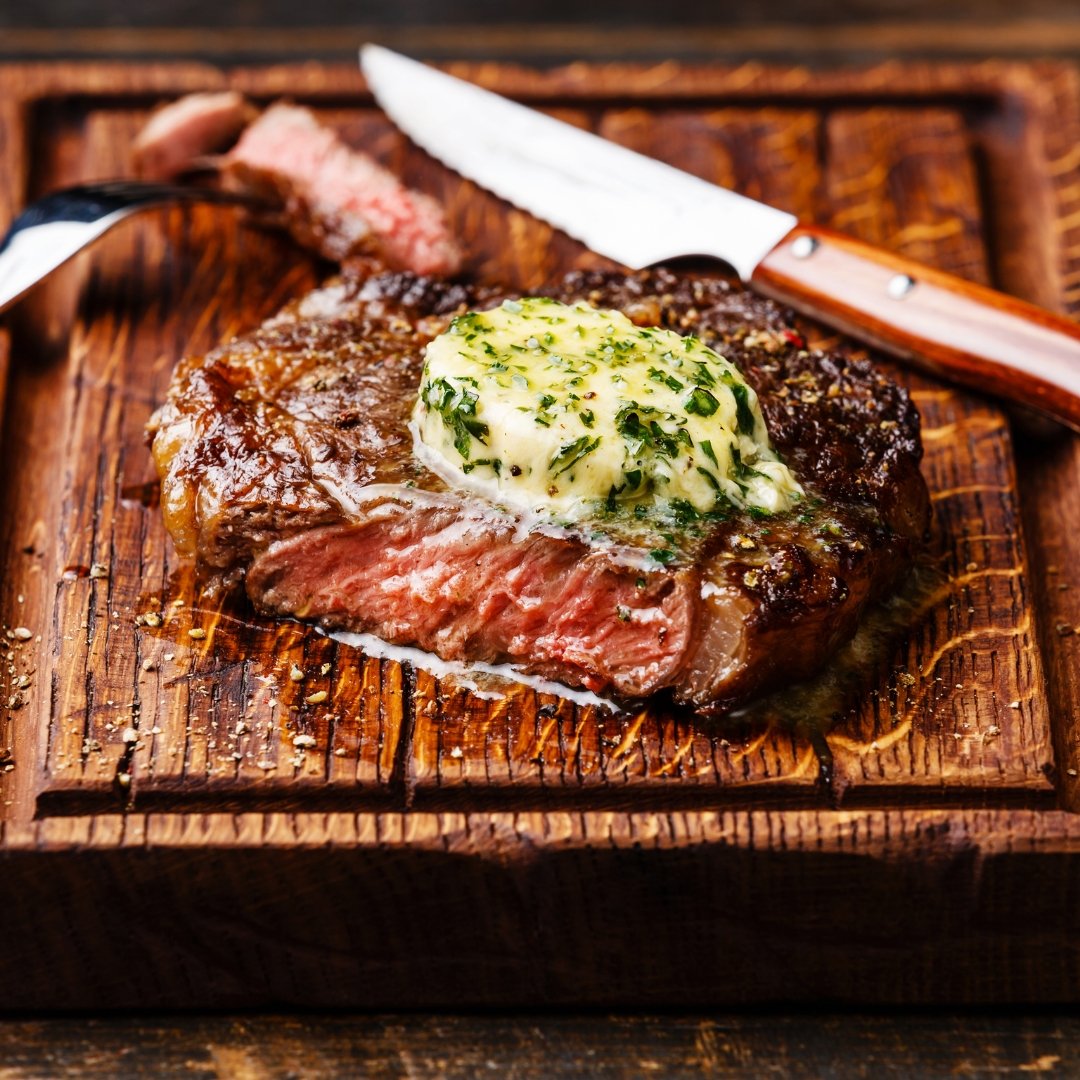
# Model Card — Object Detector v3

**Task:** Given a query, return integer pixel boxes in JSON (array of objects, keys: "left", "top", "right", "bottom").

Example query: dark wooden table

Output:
[
  {"left": 0, "top": 1012, "right": 1076, "bottom": 1077},
  {"left": 4, "top": 3, "right": 1080, "bottom": 1076},
  {"left": 4, "top": 0, "right": 1080, "bottom": 64}
]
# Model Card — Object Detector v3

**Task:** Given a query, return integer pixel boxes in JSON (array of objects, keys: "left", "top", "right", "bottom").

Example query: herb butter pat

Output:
[{"left": 413, "top": 297, "right": 803, "bottom": 518}]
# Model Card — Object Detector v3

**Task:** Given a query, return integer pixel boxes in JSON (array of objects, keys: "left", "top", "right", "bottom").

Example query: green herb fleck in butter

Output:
[{"left": 413, "top": 297, "right": 802, "bottom": 519}]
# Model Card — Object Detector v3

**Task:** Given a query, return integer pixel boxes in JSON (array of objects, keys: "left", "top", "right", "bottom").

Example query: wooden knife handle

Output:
[{"left": 750, "top": 223, "right": 1080, "bottom": 432}]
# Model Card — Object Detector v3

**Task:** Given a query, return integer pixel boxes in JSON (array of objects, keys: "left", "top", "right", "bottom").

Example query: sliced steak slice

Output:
[
  {"left": 132, "top": 96, "right": 463, "bottom": 276},
  {"left": 133, "top": 91, "right": 257, "bottom": 180},
  {"left": 224, "top": 104, "right": 463, "bottom": 276},
  {"left": 247, "top": 506, "right": 698, "bottom": 699},
  {"left": 149, "top": 263, "right": 929, "bottom": 712}
]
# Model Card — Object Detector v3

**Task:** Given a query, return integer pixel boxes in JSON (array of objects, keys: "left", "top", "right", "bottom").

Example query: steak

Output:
[
  {"left": 132, "top": 96, "right": 463, "bottom": 277},
  {"left": 224, "top": 104, "right": 462, "bottom": 275},
  {"left": 149, "top": 262, "right": 929, "bottom": 713},
  {"left": 133, "top": 91, "right": 256, "bottom": 180}
]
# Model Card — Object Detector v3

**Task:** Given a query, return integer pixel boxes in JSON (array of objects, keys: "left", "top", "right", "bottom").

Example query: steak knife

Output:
[{"left": 361, "top": 45, "right": 1080, "bottom": 432}]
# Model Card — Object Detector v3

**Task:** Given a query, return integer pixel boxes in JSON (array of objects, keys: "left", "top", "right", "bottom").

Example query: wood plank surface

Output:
[
  {"left": 819, "top": 107, "right": 1051, "bottom": 794},
  {"left": 6, "top": 69, "right": 1055, "bottom": 816},
  {"left": 1, "top": 60, "right": 1080, "bottom": 1008},
  {"left": 0, "top": 1011, "right": 1076, "bottom": 1079}
]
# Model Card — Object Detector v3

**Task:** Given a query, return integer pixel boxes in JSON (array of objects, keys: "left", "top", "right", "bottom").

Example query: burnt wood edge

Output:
[
  {"left": 7, "top": 834, "right": 1080, "bottom": 1008},
  {"left": 31, "top": 779, "right": 1060, "bottom": 819},
  {"left": 1, "top": 837, "right": 1079, "bottom": 1008},
  {"left": 0, "top": 57, "right": 1073, "bottom": 105},
  {"left": 0, "top": 93, "right": 28, "bottom": 829},
  {"left": 8, "top": 806, "right": 1080, "bottom": 853},
  {"left": 1010, "top": 62, "right": 1080, "bottom": 813}
]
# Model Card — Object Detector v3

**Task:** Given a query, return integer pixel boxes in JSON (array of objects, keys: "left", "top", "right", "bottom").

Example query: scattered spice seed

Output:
[
  {"left": 305, "top": 690, "right": 328, "bottom": 705},
  {"left": 11, "top": 628, "right": 32, "bottom": 641},
  {"left": 292, "top": 734, "right": 317, "bottom": 748},
  {"left": 89, "top": 564, "right": 109, "bottom": 579},
  {"left": 289, "top": 664, "right": 305, "bottom": 682},
  {"left": 188, "top": 628, "right": 207, "bottom": 640}
]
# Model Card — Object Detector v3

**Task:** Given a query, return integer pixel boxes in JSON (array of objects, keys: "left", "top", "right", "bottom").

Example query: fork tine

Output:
[{"left": 0, "top": 180, "right": 259, "bottom": 312}]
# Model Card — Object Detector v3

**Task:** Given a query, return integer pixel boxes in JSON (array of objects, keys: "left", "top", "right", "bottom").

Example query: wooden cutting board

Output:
[{"left": 1, "top": 59, "right": 1079, "bottom": 1008}]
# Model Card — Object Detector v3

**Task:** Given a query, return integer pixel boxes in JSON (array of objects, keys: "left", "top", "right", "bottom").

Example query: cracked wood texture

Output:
[{"left": 0, "top": 61, "right": 1079, "bottom": 1008}]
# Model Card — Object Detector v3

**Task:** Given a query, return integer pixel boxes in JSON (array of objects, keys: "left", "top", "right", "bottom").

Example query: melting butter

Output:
[{"left": 413, "top": 297, "right": 802, "bottom": 520}]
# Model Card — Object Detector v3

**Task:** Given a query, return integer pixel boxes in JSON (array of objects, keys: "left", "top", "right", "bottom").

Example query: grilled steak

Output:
[
  {"left": 133, "top": 91, "right": 256, "bottom": 180},
  {"left": 149, "top": 262, "right": 929, "bottom": 713},
  {"left": 132, "top": 97, "right": 462, "bottom": 276},
  {"left": 224, "top": 104, "right": 462, "bottom": 275}
]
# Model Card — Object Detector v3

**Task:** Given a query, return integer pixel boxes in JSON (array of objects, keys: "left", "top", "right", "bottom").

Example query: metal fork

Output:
[{"left": 0, "top": 180, "right": 258, "bottom": 315}]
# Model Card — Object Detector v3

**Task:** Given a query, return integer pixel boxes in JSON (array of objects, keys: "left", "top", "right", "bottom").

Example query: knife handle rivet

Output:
[
  {"left": 887, "top": 273, "right": 917, "bottom": 300},
  {"left": 791, "top": 235, "right": 818, "bottom": 259}
]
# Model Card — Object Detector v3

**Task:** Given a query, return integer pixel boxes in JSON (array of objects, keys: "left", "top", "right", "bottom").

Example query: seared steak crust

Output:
[{"left": 149, "top": 262, "right": 929, "bottom": 712}]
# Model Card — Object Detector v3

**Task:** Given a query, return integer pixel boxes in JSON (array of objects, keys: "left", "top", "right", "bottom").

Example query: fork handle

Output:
[{"left": 751, "top": 224, "right": 1080, "bottom": 432}]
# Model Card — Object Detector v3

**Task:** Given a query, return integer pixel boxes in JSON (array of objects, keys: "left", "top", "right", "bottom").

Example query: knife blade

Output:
[{"left": 361, "top": 45, "right": 1080, "bottom": 432}]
